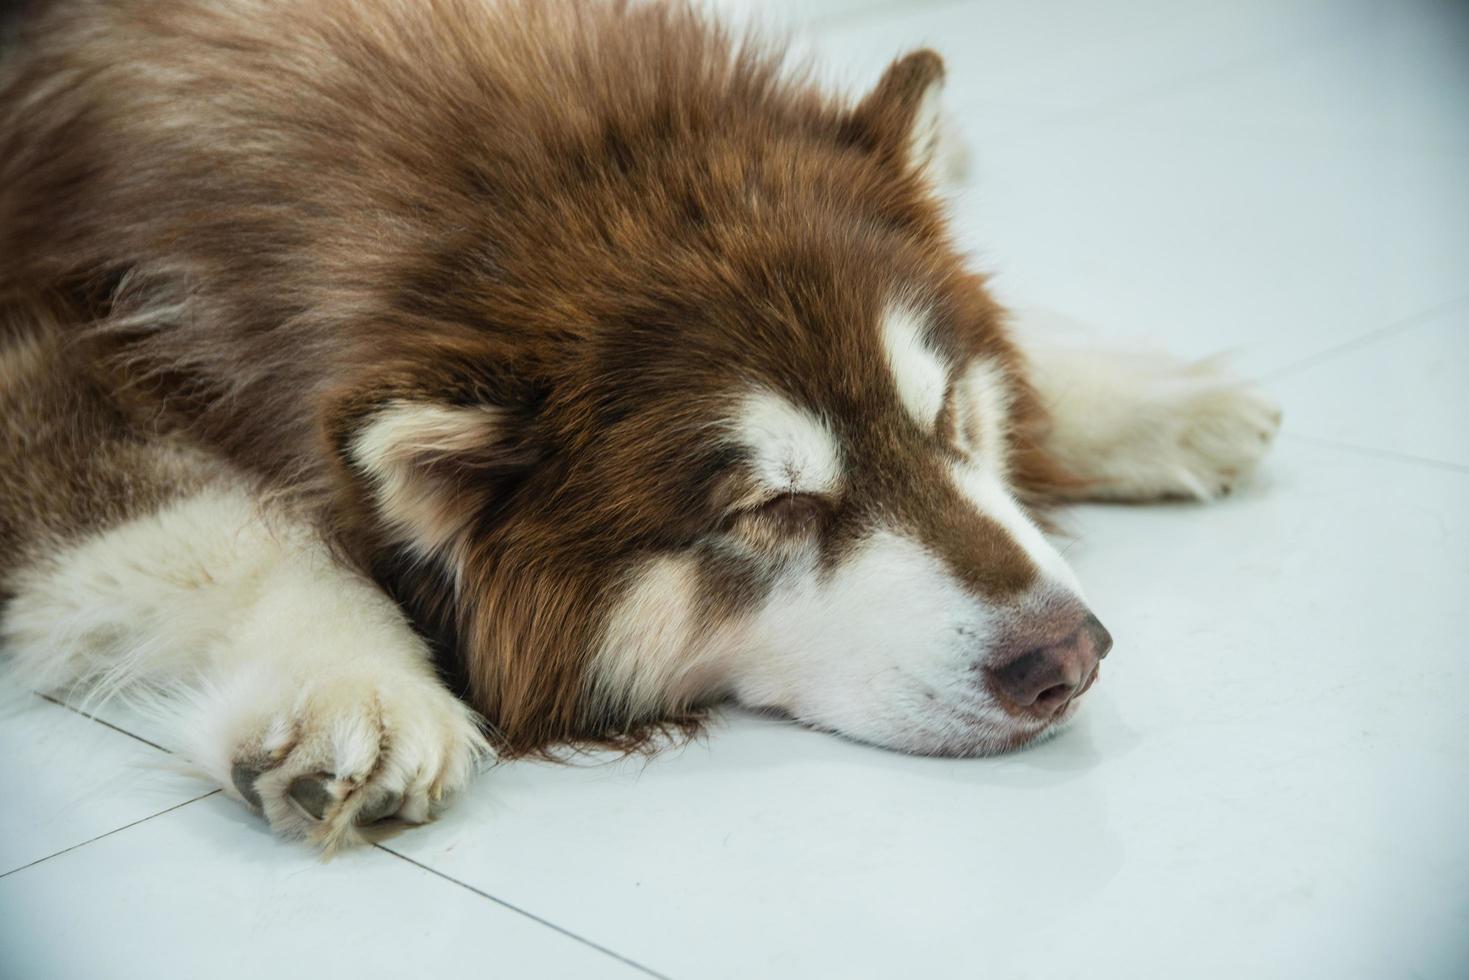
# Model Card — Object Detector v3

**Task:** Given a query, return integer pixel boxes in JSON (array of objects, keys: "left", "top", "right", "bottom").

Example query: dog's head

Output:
[{"left": 333, "top": 41, "right": 1108, "bottom": 756}]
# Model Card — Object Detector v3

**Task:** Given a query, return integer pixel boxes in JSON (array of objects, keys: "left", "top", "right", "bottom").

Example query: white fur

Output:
[
  {"left": 1011, "top": 311, "right": 1282, "bottom": 500},
  {"left": 719, "top": 531, "right": 1047, "bottom": 755},
  {"left": 734, "top": 390, "right": 843, "bottom": 494},
  {"left": 1, "top": 487, "right": 488, "bottom": 849},
  {"left": 883, "top": 304, "right": 948, "bottom": 432}
]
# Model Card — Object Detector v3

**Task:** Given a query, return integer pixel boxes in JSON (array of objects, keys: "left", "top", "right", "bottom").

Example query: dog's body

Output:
[{"left": 0, "top": 0, "right": 1279, "bottom": 846}]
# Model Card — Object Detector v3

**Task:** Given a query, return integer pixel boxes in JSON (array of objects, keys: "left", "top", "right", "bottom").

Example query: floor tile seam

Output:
[
  {"left": 1280, "top": 431, "right": 1469, "bottom": 475},
  {"left": 1260, "top": 293, "right": 1469, "bottom": 383},
  {"left": 0, "top": 789, "right": 222, "bottom": 881},
  {"left": 37, "top": 692, "right": 174, "bottom": 755},
  {"left": 373, "top": 843, "right": 675, "bottom": 980}
]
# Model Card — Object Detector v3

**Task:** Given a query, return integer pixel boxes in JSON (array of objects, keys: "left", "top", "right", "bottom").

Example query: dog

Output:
[{"left": 0, "top": 0, "right": 1280, "bottom": 848}]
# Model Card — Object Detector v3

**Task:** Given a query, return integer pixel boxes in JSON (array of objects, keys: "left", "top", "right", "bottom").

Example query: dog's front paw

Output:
[
  {"left": 212, "top": 662, "right": 489, "bottom": 850},
  {"left": 1147, "top": 362, "right": 1282, "bottom": 500},
  {"left": 1054, "top": 351, "right": 1282, "bottom": 502}
]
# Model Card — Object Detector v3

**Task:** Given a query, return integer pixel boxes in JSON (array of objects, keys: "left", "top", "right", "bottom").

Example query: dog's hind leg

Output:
[
  {"left": 1012, "top": 310, "right": 1282, "bottom": 501},
  {"left": 1, "top": 486, "right": 489, "bottom": 849}
]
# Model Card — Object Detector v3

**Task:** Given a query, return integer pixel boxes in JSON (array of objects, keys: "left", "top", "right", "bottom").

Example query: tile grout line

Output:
[
  {"left": 1279, "top": 432, "right": 1469, "bottom": 475},
  {"left": 373, "top": 843, "right": 674, "bottom": 980},
  {"left": 36, "top": 692, "right": 175, "bottom": 755},
  {"left": 35, "top": 684, "right": 669, "bottom": 979},
  {"left": 28, "top": 683, "right": 671, "bottom": 980},
  {"left": 0, "top": 789, "right": 222, "bottom": 881},
  {"left": 1260, "top": 293, "right": 1469, "bottom": 383}
]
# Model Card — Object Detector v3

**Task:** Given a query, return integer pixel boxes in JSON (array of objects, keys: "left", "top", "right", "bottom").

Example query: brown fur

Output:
[
  {"left": 0, "top": 0, "right": 1076, "bottom": 754},
  {"left": 0, "top": 299, "right": 225, "bottom": 600}
]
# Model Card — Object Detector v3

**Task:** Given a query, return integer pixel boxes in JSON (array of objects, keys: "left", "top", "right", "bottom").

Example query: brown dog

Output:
[{"left": 0, "top": 0, "right": 1278, "bottom": 846}]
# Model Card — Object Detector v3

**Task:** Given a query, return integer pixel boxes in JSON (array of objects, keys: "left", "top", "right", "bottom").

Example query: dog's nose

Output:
[{"left": 986, "top": 614, "right": 1112, "bottom": 718}]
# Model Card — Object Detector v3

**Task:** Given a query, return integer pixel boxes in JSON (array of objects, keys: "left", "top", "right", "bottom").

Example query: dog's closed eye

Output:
[{"left": 724, "top": 492, "right": 828, "bottom": 540}]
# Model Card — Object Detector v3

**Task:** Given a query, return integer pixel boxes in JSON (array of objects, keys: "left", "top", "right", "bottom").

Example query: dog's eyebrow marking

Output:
[
  {"left": 733, "top": 390, "right": 842, "bottom": 494},
  {"left": 883, "top": 304, "right": 948, "bottom": 432}
]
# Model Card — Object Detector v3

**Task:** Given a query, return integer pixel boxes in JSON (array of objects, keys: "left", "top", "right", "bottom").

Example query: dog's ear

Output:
[
  {"left": 329, "top": 348, "right": 544, "bottom": 560},
  {"left": 846, "top": 49, "right": 948, "bottom": 177},
  {"left": 346, "top": 400, "right": 527, "bottom": 557}
]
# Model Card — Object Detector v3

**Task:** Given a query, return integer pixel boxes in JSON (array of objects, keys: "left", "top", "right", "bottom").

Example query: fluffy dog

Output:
[{"left": 0, "top": 0, "right": 1279, "bottom": 847}]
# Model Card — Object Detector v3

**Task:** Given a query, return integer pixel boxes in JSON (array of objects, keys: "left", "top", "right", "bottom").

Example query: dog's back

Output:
[{"left": 0, "top": 0, "right": 854, "bottom": 492}]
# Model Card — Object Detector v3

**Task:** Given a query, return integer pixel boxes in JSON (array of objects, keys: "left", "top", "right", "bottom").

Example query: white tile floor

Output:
[{"left": 4, "top": 1, "right": 1467, "bottom": 977}]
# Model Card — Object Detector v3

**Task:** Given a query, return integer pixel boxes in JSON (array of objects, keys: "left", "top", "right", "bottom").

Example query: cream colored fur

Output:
[
  {"left": 1, "top": 486, "right": 488, "bottom": 850},
  {"left": 350, "top": 400, "right": 508, "bottom": 560},
  {"left": 1011, "top": 310, "right": 1282, "bottom": 500}
]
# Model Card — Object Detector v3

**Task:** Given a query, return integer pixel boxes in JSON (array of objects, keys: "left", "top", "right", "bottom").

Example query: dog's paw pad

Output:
[
  {"left": 355, "top": 788, "right": 405, "bottom": 825},
  {"left": 286, "top": 773, "right": 339, "bottom": 821},
  {"left": 231, "top": 760, "right": 267, "bottom": 809}
]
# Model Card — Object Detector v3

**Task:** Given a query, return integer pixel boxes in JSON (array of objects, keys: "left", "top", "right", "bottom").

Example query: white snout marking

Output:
[{"left": 949, "top": 462, "right": 1083, "bottom": 596}]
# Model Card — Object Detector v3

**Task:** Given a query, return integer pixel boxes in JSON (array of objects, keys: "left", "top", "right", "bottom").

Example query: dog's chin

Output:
[
  {"left": 1011, "top": 701, "right": 1084, "bottom": 749},
  {"left": 985, "top": 694, "right": 1090, "bottom": 754},
  {"left": 797, "top": 693, "right": 1090, "bottom": 759}
]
